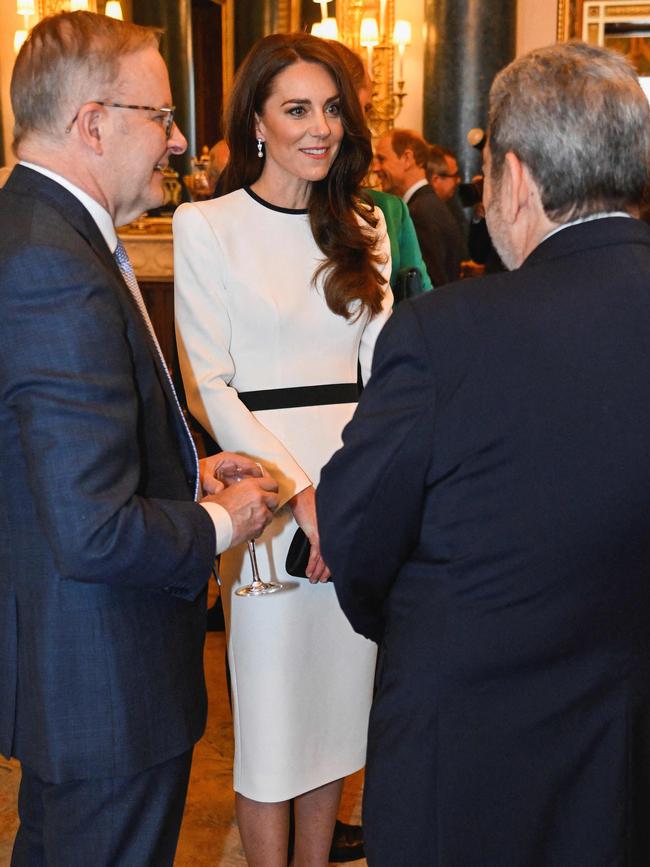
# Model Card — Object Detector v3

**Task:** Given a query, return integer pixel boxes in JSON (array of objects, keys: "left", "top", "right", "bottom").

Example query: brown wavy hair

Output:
[{"left": 221, "top": 32, "right": 386, "bottom": 320}]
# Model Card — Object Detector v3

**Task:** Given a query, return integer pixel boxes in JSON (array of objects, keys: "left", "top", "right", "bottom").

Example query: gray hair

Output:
[
  {"left": 11, "top": 11, "right": 159, "bottom": 152},
  {"left": 488, "top": 41, "right": 650, "bottom": 220}
]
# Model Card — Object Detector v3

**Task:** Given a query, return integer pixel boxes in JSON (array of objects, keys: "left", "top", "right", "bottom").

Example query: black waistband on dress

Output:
[{"left": 237, "top": 383, "right": 359, "bottom": 412}]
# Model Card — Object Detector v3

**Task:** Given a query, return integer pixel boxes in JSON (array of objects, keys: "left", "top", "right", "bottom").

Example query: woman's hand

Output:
[{"left": 288, "top": 486, "right": 331, "bottom": 584}]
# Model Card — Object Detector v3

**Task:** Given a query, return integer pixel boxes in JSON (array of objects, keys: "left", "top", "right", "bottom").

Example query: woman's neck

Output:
[{"left": 250, "top": 170, "right": 312, "bottom": 210}]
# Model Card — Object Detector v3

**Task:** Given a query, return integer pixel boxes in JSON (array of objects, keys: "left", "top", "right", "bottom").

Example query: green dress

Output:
[{"left": 365, "top": 188, "right": 434, "bottom": 294}]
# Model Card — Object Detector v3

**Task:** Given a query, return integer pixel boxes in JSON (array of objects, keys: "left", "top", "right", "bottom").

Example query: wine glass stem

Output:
[{"left": 247, "top": 540, "right": 263, "bottom": 584}]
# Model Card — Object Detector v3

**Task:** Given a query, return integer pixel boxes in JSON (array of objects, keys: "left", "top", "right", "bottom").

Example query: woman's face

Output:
[{"left": 255, "top": 60, "right": 344, "bottom": 188}]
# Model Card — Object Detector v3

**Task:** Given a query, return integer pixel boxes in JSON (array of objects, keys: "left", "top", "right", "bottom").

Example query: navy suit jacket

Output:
[
  {"left": 318, "top": 216, "right": 650, "bottom": 865},
  {"left": 0, "top": 165, "right": 216, "bottom": 783},
  {"left": 407, "top": 183, "right": 464, "bottom": 287}
]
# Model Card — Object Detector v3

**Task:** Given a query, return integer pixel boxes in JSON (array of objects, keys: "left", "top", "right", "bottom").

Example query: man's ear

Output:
[
  {"left": 76, "top": 103, "right": 105, "bottom": 155},
  {"left": 401, "top": 147, "right": 414, "bottom": 169},
  {"left": 501, "top": 151, "right": 528, "bottom": 223}
]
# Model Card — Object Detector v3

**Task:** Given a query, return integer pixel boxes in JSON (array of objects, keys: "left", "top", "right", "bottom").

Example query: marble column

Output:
[{"left": 423, "top": 0, "right": 516, "bottom": 179}]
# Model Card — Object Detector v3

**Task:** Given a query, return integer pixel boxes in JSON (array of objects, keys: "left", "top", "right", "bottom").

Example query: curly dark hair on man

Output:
[{"left": 221, "top": 32, "right": 386, "bottom": 320}]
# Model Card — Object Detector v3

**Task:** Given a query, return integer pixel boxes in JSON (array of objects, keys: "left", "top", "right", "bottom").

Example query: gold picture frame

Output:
[
  {"left": 558, "top": 1, "right": 650, "bottom": 41},
  {"left": 556, "top": 0, "right": 573, "bottom": 40},
  {"left": 558, "top": 1, "right": 650, "bottom": 77}
]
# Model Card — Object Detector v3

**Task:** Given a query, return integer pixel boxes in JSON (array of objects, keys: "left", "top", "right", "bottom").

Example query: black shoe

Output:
[
  {"left": 328, "top": 819, "right": 365, "bottom": 863},
  {"left": 206, "top": 597, "right": 225, "bottom": 632}
]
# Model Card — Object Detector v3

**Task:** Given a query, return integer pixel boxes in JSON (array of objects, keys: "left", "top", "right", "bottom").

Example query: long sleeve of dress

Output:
[{"left": 174, "top": 202, "right": 312, "bottom": 507}]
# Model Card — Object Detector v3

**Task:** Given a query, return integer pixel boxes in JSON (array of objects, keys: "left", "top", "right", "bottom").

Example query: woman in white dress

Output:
[{"left": 173, "top": 33, "right": 392, "bottom": 866}]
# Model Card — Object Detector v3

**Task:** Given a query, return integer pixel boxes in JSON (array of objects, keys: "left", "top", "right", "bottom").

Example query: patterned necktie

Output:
[{"left": 113, "top": 239, "right": 199, "bottom": 498}]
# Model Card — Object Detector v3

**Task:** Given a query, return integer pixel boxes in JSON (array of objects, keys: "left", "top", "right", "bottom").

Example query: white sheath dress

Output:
[{"left": 173, "top": 186, "right": 392, "bottom": 801}]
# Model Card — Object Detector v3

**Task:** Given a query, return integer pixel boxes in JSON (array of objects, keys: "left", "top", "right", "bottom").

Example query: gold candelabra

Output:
[{"left": 312, "top": 0, "right": 411, "bottom": 138}]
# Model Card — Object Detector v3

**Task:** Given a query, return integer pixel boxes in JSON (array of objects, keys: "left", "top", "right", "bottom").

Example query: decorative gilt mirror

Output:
[
  {"left": 558, "top": 1, "right": 650, "bottom": 99},
  {"left": 558, "top": 0, "right": 650, "bottom": 66}
]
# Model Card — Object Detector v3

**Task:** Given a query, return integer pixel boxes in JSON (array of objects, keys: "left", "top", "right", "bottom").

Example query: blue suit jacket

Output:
[
  {"left": 0, "top": 165, "right": 216, "bottom": 783},
  {"left": 319, "top": 216, "right": 650, "bottom": 865}
]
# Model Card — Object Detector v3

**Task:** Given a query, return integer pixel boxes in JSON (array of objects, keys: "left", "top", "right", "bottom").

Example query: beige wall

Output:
[{"left": 516, "top": 0, "right": 557, "bottom": 56}]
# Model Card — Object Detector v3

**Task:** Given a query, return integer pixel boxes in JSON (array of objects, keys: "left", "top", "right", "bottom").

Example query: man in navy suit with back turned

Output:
[
  {"left": 319, "top": 42, "right": 650, "bottom": 866},
  {"left": 0, "top": 11, "right": 278, "bottom": 866}
]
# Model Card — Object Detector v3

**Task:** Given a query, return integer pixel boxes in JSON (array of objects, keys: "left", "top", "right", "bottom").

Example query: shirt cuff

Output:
[{"left": 199, "top": 502, "right": 233, "bottom": 555}]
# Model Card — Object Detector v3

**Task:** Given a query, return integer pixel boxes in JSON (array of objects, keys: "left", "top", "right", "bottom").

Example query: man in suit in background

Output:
[
  {"left": 426, "top": 144, "right": 461, "bottom": 205},
  {"left": 0, "top": 12, "right": 277, "bottom": 865},
  {"left": 426, "top": 143, "right": 470, "bottom": 266},
  {"left": 319, "top": 42, "right": 650, "bottom": 866},
  {"left": 374, "top": 128, "right": 463, "bottom": 286}
]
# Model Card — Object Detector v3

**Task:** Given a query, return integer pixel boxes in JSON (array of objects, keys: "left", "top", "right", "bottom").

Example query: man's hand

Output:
[
  {"left": 199, "top": 452, "right": 264, "bottom": 495},
  {"left": 201, "top": 452, "right": 278, "bottom": 545}
]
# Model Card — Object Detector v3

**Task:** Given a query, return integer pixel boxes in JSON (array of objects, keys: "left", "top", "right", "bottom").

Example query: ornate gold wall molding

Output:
[
  {"left": 337, "top": 0, "right": 403, "bottom": 136},
  {"left": 557, "top": 0, "right": 569, "bottom": 39}
]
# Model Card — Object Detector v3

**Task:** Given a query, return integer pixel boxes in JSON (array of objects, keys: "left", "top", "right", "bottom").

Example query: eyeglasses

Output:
[
  {"left": 65, "top": 100, "right": 176, "bottom": 138},
  {"left": 437, "top": 170, "right": 460, "bottom": 179}
]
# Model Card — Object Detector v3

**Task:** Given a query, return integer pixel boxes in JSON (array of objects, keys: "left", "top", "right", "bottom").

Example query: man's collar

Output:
[
  {"left": 403, "top": 178, "right": 429, "bottom": 205},
  {"left": 19, "top": 161, "right": 117, "bottom": 252},
  {"left": 522, "top": 213, "right": 646, "bottom": 271},
  {"left": 541, "top": 211, "right": 631, "bottom": 244}
]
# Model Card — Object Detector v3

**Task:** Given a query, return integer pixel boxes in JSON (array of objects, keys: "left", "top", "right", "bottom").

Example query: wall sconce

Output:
[
  {"left": 15, "top": 0, "right": 35, "bottom": 54},
  {"left": 392, "top": 19, "right": 411, "bottom": 83},
  {"left": 104, "top": 1, "right": 123, "bottom": 19},
  {"left": 312, "top": 0, "right": 331, "bottom": 27},
  {"left": 14, "top": 30, "right": 28, "bottom": 53},
  {"left": 17, "top": 0, "right": 36, "bottom": 19},
  {"left": 311, "top": 17, "right": 339, "bottom": 39},
  {"left": 360, "top": 16, "right": 380, "bottom": 71},
  {"left": 337, "top": 0, "right": 410, "bottom": 136},
  {"left": 307, "top": 0, "right": 411, "bottom": 133}
]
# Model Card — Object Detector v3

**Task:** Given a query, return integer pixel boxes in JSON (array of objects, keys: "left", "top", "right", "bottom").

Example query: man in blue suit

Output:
[
  {"left": 319, "top": 42, "right": 650, "bottom": 866},
  {"left": 0, "top": 11, "right": 278, "bottom": 865}
]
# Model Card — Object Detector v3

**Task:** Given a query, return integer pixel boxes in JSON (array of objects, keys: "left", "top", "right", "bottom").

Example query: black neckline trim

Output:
[{"left": 244, "top": 186, "right": 308, "bottom": 215}]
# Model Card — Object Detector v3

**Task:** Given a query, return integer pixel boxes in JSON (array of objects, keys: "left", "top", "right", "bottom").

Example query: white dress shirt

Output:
[{"left": 402, "top": 177, "right": 429, "bottom": 205}]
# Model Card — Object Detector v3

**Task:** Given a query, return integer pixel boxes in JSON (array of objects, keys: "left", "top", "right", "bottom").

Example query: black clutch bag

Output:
[
  {"left": 285, "top": 527, "right": 311, "bottom": 578},
  {"left": 394, "top": 266, "right": 424, "bottom": 304}
]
